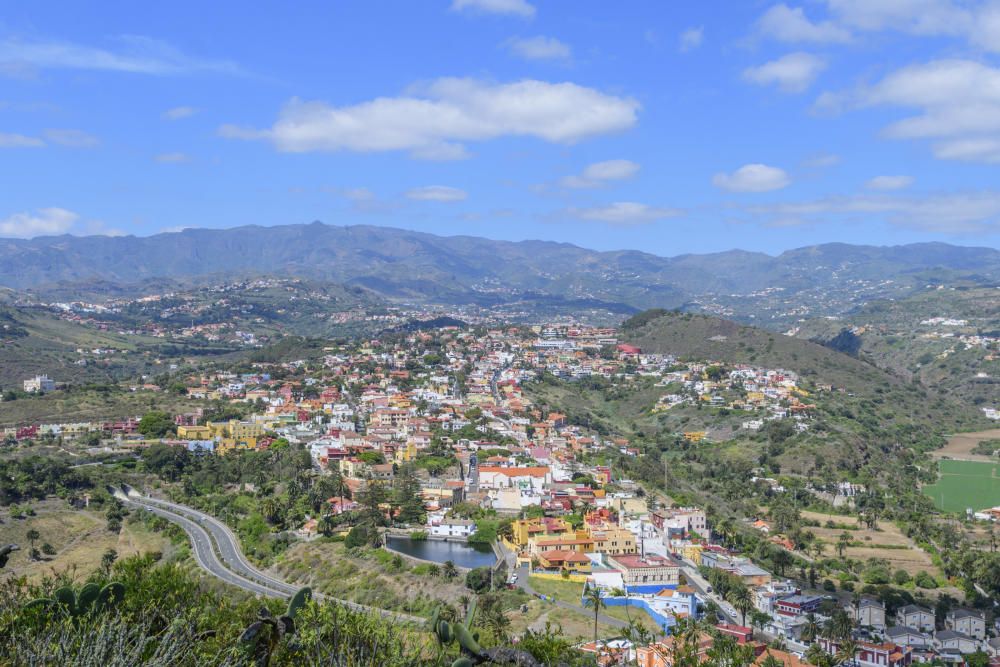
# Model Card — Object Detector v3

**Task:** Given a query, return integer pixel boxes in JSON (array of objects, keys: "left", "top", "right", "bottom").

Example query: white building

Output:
[
  {"left": 430, "top": 519, "right": 476, "bottom": 538},
  {"left": 24, "top": 375, "right": 56, "bottom": 393}
]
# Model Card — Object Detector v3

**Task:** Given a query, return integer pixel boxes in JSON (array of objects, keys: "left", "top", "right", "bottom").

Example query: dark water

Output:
[{"left": 386, "top": 536, "right": 496, "bottom": 569}]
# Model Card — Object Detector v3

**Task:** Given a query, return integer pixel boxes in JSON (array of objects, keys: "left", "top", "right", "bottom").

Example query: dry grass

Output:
[
  {"left": 511, "top": 599, "right": 627, "bottom": 642},
  {"left": 802, "top": 510, "right": 940, "bottom": 577},
  {"left": 932, "top": 429, "right": 1000, "bottom": 462},
  {"left": 271, "top": 540, "right": 473, "bottom": 615},
  {"left": 1, "top": 499, "right": 171, "bottom": 582}
]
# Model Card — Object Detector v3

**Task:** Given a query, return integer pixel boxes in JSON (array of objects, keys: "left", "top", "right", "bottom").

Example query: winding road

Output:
[{"left": 114, "top": 486, "right": 421, "bottom": 622}]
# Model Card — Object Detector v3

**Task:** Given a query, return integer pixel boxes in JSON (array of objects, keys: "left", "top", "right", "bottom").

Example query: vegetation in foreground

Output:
[{"left": 0, "top": 553, "right": 596, "bottom": 666}]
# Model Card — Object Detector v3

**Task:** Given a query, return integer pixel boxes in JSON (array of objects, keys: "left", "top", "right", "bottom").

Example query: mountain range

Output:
[{"left": 3, "top": 222, "right": 999, "bottom": 321}]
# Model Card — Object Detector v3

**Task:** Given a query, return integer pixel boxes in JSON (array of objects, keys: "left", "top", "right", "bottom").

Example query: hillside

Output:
[
  {"left": 527, "top": 311, "right": 990, "bottom": 492},
  {"left": 1, "top": 223, "right": 999, "bottom": 322},
  {"left": 794, "top": 285, "right": 1000, "bottom": 404},
  {"left": 0, "top": 278, "right": 397, "bottom": 390},
  {"left": 621, "top": 310, "right": 897, "bottom": 394},
  {"left": 0, "top": 307, "right": 176, "bottom": 390}
]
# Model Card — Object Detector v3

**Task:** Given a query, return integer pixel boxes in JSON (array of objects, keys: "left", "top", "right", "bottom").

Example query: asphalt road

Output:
[
  {"left": 120, "top": 490, "right": 422, "bottom": 622},
  {"left": 134, "top": 501, "right": 284, "bottom": 598}
]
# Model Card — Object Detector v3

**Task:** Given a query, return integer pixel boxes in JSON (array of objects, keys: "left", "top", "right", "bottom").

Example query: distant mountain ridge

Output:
[{"left": 2, "top": 222, "right": 999, "bottom": 317}]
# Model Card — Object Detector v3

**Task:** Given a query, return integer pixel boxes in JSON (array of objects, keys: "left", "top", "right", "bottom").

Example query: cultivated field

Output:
[
  {"left": 932, "top": 429, "right": 1000, "bottom": 462},
  {"left": 802, "top": 510, "right": 942, "bottom": 578},
  {"left": 924, "top": 460, "right": 1000, "bottom": 513}
]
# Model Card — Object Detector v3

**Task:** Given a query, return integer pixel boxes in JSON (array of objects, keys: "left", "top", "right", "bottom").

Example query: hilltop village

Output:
[{"left": 3, "top": 323, "right": 998, "bottom": 666}]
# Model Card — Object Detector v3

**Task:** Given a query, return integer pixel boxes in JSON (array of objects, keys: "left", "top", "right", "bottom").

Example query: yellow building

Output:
[
  {"left": 210, "top": 420, "right": 266, "bottom": 453},
  {"left": 537, "top": 550, "right": 592, "bottom": 573},
  {"left": 531, "top": 537, "right": 595, "bottom": 556},
  {"left": 511, "top": 517, "right": 572, "bottom": 550},
  {"left": 588, "top": 526, "right": 637, "bottom": 555},
  {"left": 395, "top": 440, "right": 418, "bottom": 463},
  {"left": 682, "top": 543, "right": 704, "bottom": 565},
  {"left": 177, "top": 425, "right": 212, "bottom": 440}
]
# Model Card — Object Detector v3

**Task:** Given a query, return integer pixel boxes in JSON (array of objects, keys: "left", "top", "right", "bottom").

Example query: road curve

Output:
[
  {"left": 134, "top": 495, "right": 298, "bottom": 595},
  {"left": 120, "top": 490, "right": 421, "bottom": 622},
  {"left": 134, "top": 501, "right": 284, "bottom": 598}
]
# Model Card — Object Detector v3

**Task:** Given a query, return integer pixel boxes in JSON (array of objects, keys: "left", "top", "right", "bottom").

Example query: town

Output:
[{"left": 4, "top": 321, "right": 997, "bottom": 667}]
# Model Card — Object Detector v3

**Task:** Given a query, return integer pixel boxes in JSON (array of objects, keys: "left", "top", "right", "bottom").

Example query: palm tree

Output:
[
  {"left": 824, "top": 609, "right": 853, "bottom": 642},
  {"left": 837, "top": 532, "right": 851, "bottom": 558},
  {"left": 583, "top": 585, "right": 604, "bottom": 644},
  {"left": 761, "top": 652, "right": 783, "bottom": 667},
  {"left": 835, "top": 639, "right": 859, "bottom": 667},
  {"left": 850, "top": 592, "right": 862, "bottom": 625},
  {"left": 729, "top": 585, "right": 754, "bottom": 628},
  {"left": 806, "top": 643, "right": 833, "bottom": 667},
  {"left": 624, "top": 617, "right": 654, "bottom": 647},
  {"left": 442, "top": 560, "right": 458, "bottom": 580},
  {"left": 25, "top": 529, "right": 39, "bottom": 552},
  {"left": 319, "top": 513, "right": 334, "bottom": 537},
  {"left": 801, "top": 613, "right": 821, "bottom": 643}
]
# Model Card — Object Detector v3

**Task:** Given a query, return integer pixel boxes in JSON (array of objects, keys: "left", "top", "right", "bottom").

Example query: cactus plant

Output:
[
  {"left": 429, "top": 601, "right": 545, "bottom": 667},
  {"left": 24, "top": 581, "right": 126, "bottom": 620},
  {"left": 238, "top": 587, "right": 311, "bottom": 667},
  {"left": 0, "top": 543, "right": 19, "bottom": 569}
]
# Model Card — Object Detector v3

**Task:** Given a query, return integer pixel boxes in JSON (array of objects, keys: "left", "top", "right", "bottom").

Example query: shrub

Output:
[
  {"left": 344, "top": 526, "right": 369, "bottom": 549},
  {"left": 914, "top": 571, "right": 938, "bottom": 589}
]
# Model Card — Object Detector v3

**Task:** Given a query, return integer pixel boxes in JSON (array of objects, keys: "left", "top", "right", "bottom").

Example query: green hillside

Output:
[
  {"left": 795, "top": 286, "right": 1000, "bottom": 404},
  {"left": 0, "top": 307, "right": 170, "bottom": 390},
  {"left": 526, "top": 311, "right": 990, "bottom": 512},
  {"left": 623, "top": 310, "right": 898, "bottom": 393}
]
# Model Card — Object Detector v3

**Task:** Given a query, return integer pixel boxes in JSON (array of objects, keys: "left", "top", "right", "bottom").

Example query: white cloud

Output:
[
  {"left": 713, "top": 164, "right": 791, "bottom": 192},
  {"left": 0, "top": 132, "right": 44, "bottom": 148},
  {"left": 163, "top": 106, "right": 197, "bottom": 120},
  {"left": 678, "top": 27, "right": 704, "bottom": 52},
  {"left": 43, "top": 128, "right": 99, "bottom": 148},
  {"left": 745, "top": 191, "right": 1000, "bottom": 233},
  {"left": 743, "top": 52, "right": 827, "bottom": 93},
  {"left": 757, "top": 1, "right": 1000, "bottom": 53},
  {"left": 866, "top": 175, "right": 913, "bottom": 190},
  {"left": 220, "top": 78, "right": 639, "bottom": 159},
  {"left": 155, "top": 152, "right": 190, "bottom": 163},
  {"left": 828, "top": 59, "right": 1000, "bottom": 162},
  {"left": 931, "top": 137, "right": 1000, "bottom": 162},
  {"left": 506, "top": 36, "right": 571, "bottom": 61},
  {"left": 0, "top": 207, "right": 78, "bottom": 238},
  {"left": 0, "top": 35, "right": 240, "bottom": 76},
  {"left": 81, "top": 220, "right": 125, "bottom": 237},
  {"left": 561, "top": 159, "right": 640, "bottom": 188},
  {"left": 451, "top": 0, "right": 535, "bottom": 18},
  {"left": 405, "top": 185, "right": 468, "bottom": 202},
  {"left": 568, "top": 202, "right": 682, "bottom": 226},
  {"left": 803, "top": 152, "right": 841, "bottom": 167},
  {"left": 757, "top": 4, "right": 851, "bottom": 43},
  {"left": 342, "top": 187, "right": 375, "bottom": 201},
  {"left": 827, "top": 0, "right": 971, "bottom": 36}
]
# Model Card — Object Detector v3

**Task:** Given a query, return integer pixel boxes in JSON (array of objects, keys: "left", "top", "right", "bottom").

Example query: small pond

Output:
[{"left": 385, "top": 536, "right": 496, "bottom": 569}]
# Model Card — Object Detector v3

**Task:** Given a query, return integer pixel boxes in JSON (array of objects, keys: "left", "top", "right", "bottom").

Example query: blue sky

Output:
[{"left": 3, "top": 0, "right": 1000, "bottom": 255}]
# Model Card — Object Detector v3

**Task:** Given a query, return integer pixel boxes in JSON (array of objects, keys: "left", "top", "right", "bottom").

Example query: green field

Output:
[{"left": 924, "top": 460, "right": 1000, "bottom": 513}]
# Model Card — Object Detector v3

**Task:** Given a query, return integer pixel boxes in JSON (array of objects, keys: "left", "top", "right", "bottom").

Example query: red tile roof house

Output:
[{"left": 717, "top": 624, "right": 754, "bottom": 644}]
